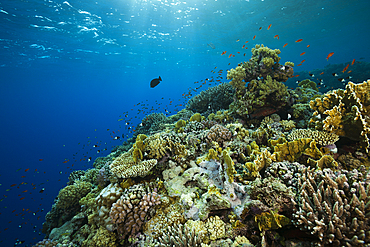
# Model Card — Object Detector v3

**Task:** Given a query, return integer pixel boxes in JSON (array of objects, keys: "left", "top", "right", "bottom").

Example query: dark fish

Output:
[
  {"left": 207, "top": 43, "right": 215, "bottom": 49},
  {"left": 150, "top": 76, "right": 162, "bottom": 88}
]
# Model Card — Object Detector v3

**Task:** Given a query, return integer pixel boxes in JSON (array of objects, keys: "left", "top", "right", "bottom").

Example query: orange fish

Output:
[
  {"left": 221, "top": 51, "right": 227, "bottom": 55},
  {"left": 283, "top": 43, "right": 288, "bottom": 48},
  {"left": 63, "top": 160, "right": 69, "bottom": 163},
  {"left": 347, "top": 70, "right": 352, "bottom": 73},
  {"left": 267, "top": 24, "right": 272, "bottom": 30},
  {"left": 228, "top": 54, "right": 232, "bottom": 58},
  {"left": 295, "top": 39, "right": 303, "bottom": 43},
  {"left": 301, "top": 59, "right": 306, "bottom": 63},
  {"left": 20, "top": 197, "right": 25, "bottom": 200},
  {"left": 320, "top": 72, "right": 324, "bottom": 75},
  {"left": 297, "top": 63, "right": 302, "bottom": 66},
  {"left": 326, "top": 52, "right": 334, "bottom": 60},
  {"left": 245, "top": 41, "right": 249, "bottom": 43},
  {"left": 342, "top": 64, "right": 349, "bottom": 73},
  {"left": 39, "top": 159, "right": 43, "bottom": 161},
  {"left": 22, "top": 190, "right": 28, "bottom": 193},
  {"left": 300, "top": 52, "right": 306, "bottom": 56},
  {"left": 274, "top": 35, "right": 279, "bottom": 40},
  {"left": 351, "top": 59, "right": 355, "bottom": 65},
  {"left": 253, "top": 35, "right": 256, "bottom": 40},
  {"left": 10, "top": 184, "right": 17, "bottom": 187},
  {"left": 295, "top": 75, "right": 300, "bottom": 77},
  {"left": 242, "top": 45, "right": 245, "bottom": 48},
  {"left": 25, "top": 168, "right": 29, "bottom": 172},
  {"left": 307, "top": 45, "right": 310, "bottom": 48}
]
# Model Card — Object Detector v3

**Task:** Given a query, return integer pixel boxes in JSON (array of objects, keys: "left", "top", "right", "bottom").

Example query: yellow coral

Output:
[
  {"left": 243, "top": 149, "right": 276, "bottom": 179},
  {"left": 88, "top": 227, "right": 117, "bottom": 247},
  {"left": 227, "top": 65, "right": 246, "bottom": 92},
  {"left": 273, "top": 138, "right": 322, "bottom": 162},
  {"left": 222, "top": 148, "right": 237, "bottom": 183},
  {"left": 254, "top": 211, "right": 290, "bottom": 232},
  {"left": 205, "top": 216, "right": 226, "bottom": 241},
  {"left": 280, "top": 120, "right": 296, "bottom": 131},
  {"left": 309, "top": 80, "right": 370, "bottom": 153},
  {"left": 190, "top": 113, "right": 203, "bottom": 122}
]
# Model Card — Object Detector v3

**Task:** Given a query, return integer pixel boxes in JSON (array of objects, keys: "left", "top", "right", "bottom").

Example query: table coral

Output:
[
  {"left": 293, "top": 167, "right": 370, "bottom": 246},
  {"left": 109, "top": 148, "right": 157, "bottom": 179},
  {"left": 287, "top": 128, "right": 339, "bottom": 146},
  {"left": 309, "top": 80, "right": 370, "bottom": 153}
]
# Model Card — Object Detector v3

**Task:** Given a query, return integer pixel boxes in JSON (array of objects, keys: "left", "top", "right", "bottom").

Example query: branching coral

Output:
[
  {"left": 156, "top": 223, "right": 205, "bottom": 246},
  {"left": 293, "top": 167, "right": 370, "bottom": 246}
]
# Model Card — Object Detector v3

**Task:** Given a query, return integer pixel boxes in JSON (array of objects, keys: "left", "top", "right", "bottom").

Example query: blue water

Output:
[{"left": 0, "top": 0, "right": 369, "bottom": 246}]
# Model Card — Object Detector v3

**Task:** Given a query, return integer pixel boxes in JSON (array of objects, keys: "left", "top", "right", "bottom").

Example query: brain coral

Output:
[{"left": 309, "top": 80, "right": 370, "bottom": 153}]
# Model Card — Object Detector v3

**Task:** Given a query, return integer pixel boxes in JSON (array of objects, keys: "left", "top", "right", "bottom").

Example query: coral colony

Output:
[{"left": 34, "top": 45, "right": 370, "bottom": 247}]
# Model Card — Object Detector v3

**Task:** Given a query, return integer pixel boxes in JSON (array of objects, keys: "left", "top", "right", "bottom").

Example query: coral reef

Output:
[{"left": 38, "top": 45, "right": 370, "bottom": 247}]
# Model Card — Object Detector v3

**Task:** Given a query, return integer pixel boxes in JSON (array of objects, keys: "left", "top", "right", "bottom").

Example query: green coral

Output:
[
  {"left": 57, "top": 181, "right": 92, "bottom": 209},
  {"left": 190, "top": 112, "right": 203, "bottom": 122},
  {"left": 85, "top": 227, "right": 118, "bottom": 247},
  {"left": 298, "top": 79, "right": 319, "bottom": 91},
  {"left": 175, "top": 119, "right": 187, "bottom": 133}
]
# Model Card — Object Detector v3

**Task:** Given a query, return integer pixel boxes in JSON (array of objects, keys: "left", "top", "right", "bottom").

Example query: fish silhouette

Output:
[
  {"left": 150, "top": 76, "right": 162, "bottom": 88},
  {"left": 207, "top": 43, "right": 215, "bottom": 49}
]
